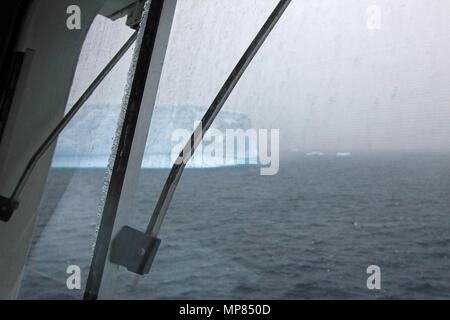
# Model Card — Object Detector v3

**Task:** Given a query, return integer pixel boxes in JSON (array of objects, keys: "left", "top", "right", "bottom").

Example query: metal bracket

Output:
[
  {"left": 110, "top": 226, "right": 161, "bottom": 275},
  {"left": 126, "top": 0, "right": 146, "bottom": 29},
  {"left": 0, "top": 195, "right": 18, "bottom": 222}
]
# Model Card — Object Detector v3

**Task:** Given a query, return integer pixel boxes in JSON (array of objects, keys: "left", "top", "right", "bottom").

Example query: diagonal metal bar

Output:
[
  {"left": 0, "top": 30, "right": 138, "bottom": 214},
  {"left": 146, "top": 0, "right": 292, "bottom": 237}
]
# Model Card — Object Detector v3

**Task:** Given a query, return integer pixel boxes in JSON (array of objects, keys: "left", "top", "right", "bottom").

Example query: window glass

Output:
[
  {"left": 20, "top": 0, "right": 450, "bottom": 299},
  {"left": 121, "top": 0, "right": 450, "bottom": 299},
  {"left": 19, "top": 15, "right": 135, "bottom": 299}
]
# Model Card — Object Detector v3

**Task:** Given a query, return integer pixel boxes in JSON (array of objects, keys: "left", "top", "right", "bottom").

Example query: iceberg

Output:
[
  {"left": 306, "top": 151, "right": 324, "bottom": 156},
  {"left": 52, "top": 104, "right": 258, "bottom": 168},
  {"left": 336, "top": 152, "right": 351, "bottom": 157}
]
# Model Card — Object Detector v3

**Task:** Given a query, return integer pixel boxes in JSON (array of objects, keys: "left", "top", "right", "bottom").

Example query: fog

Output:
[{"left": 69, "top": 0, "right": 450, "bottom": 153}]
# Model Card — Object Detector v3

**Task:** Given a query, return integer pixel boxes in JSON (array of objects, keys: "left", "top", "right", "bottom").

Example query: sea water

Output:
[{"left": 18, "top": 153, "right": 450, "bottom": 299}]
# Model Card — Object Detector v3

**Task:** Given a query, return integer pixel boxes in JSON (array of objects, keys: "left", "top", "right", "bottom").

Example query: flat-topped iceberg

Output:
[
  {"left": 336, "top": 152, "right": 351, "bottom": 157},
  {"left": 52, "top": 104, "right": 258, "bottom": 168},
  {"left": 306, "top": 151, "right": 324, "bottom": 156}
]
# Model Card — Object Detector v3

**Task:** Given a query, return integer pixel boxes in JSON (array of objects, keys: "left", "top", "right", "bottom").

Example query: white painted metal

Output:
[
  {"left": 0, "top": 0, "right": 108, "bottom": 299},
  {"left": 91, "top": 0, "right": 178, "bottom": 300}
]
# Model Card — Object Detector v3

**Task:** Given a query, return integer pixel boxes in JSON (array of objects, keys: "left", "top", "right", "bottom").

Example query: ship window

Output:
[
  {"left": 19, "top": 14, "right": 135, "bottom": 299},
  {"left": 20, "top": 0, "right": 450, "bottom": 299},
  {"left": 122, "top": 0, "right": 450, "bottom": 299}
]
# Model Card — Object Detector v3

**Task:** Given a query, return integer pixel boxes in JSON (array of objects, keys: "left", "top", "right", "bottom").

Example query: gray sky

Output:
[{"left": 69, "top": 0, "right": 450, "bottom": 153}]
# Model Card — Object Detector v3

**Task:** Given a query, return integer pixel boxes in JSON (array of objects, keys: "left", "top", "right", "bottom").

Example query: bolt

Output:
[{"left": 138, "top": 248, "right": 146, "bottom": 257}]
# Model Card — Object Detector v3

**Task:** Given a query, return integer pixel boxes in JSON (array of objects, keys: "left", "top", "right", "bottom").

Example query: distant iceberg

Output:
[
  {"left": 52, "top": 104, "right": 258, "bottom": 168},
  {"left": 306, "top": 151, "right": 324, "bottom": 156},
  {"left": 336, "top": 152, "right": 351, "bottom": 157}
]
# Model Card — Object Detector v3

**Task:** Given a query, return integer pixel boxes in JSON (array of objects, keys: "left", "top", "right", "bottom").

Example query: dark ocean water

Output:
[{"left": 19, "top": 153, "right": 450, "bottom": 299}]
